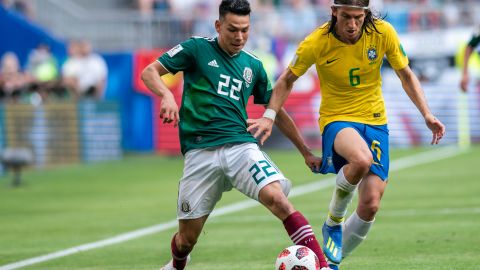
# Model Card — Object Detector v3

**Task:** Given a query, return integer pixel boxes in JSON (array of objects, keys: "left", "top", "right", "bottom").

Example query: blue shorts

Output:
[{"left": 318, "top": 121, "right": 390, "bottom": 181}]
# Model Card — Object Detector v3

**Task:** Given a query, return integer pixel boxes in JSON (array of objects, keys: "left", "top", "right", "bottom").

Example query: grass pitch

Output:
[{"left": 1, "top": 146, "right": 479, "bottom": 270}]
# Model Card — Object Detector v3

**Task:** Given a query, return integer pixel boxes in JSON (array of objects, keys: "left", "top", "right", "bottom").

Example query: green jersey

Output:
[{"left": 158, "top": 37, "right": 272, "bottom": 154}]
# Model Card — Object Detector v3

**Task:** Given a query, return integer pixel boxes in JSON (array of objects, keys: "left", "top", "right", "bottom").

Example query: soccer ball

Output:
[{"left": 275, "top": 245, "right": 320, "bottom": 270}]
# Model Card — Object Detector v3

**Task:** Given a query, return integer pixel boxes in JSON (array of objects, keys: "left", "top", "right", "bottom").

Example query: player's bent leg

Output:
[
  {"left": 258, "top": 180, "right": 294, "bottom": 220},
  {"left": 342, "top": 173, "right": 386, "bottom": 258},
  {"left": 322, "top": 127, "right": 373, "bottom": 264},
  {"left": 334, "top": 128, "right": 373, "bottom": 184},
  {"left": 342, "top": 211, "right": 374, "bottom": 259},
  {"left": 258, "top": 181, "right": 329, "bottom": 268},
  {"left": 356, "top": 173, "right": 386, "bottom": 221},
  {"left": 161, "top": 216, "right": 208, "bottom": 270},
  {"left": 322, "top": 166, "right": 358, "bottom": 264}
]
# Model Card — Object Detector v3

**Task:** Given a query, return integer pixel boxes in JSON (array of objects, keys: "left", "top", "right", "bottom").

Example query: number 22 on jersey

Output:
[{"left": 217, "top": 74, "right": 242, "bottom": 101}]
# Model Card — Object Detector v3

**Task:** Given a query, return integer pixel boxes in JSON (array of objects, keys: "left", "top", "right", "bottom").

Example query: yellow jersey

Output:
[{"left": 289, "top": 20, "right": 409, "bottom": 132}]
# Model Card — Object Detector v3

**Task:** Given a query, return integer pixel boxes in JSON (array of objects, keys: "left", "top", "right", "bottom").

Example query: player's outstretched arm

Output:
[
  {"left": 247, "top": 68, "right": 299, "bottom": 144},
  {"left": 141, "top": 61, "right": 179, "bottom": 127},
  {"left": 274, "top": 107, "right": 322, "bottom": 172},
  {"left": 395, "top": 66, "right": 445, "bottom": 144}
]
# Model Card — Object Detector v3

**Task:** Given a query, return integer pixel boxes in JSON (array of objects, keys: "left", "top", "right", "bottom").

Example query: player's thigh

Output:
[
  {"left": 178, "top": 148, "right": 228, "bottom": 219},
  {"left": 334, "top": 126, "right": 372, "bottom": 163},
  {"left": 224, "top": 143, "right": 291, "bottom": 201},
  {"left": 320, "top": 121, "right": 368, "bottom": 174}
]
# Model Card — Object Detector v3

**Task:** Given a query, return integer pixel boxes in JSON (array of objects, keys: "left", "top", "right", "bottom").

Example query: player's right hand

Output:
[
  {"left": 424, "top": 113, "right": 445, "bottom": 145},
  {"left": 159, "top": 94, "right": 179, "bottom": 127},
  {"left": 246, "top": 117, "right": 274, "bottom": 145}
]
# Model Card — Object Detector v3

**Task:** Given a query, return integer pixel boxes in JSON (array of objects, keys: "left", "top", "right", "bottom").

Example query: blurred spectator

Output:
[
  {"left": 0, "top": 51, "right": 32, "bottom": 102},
  {"left": 251, "top": 0, "right": 275, "bottom": 11},
  {"left": 62, "top": 40, "right": 108, "bottom": 100},
  {"left": 0, "top": 0, "right": 34, "bottom": 19},
  {"left": 135, "top": 0, "right": 172, "bottom": 15},
  {"left": 191, "top": 2, "right": 216, "bottom": 37},
  {"left": 252, "top": 36, "right": 279, "bottom": 82},
  {"left": 370, "top": 0, "right": 384, "bottom": 13},
  {"left": 26, "top": 43, "right": 65, "bottom": 102},
  {"left": 279, "top": 0, "right": 317, "bottom": 42},
  {"left": 169, "top": 0, "right": 201, "bottom": 15},
  {"left": 153, "top": 0, "right": 172, "bottom": 12},
  {"left": 136, "top": 0, "right": 154, "bottom": 15}
]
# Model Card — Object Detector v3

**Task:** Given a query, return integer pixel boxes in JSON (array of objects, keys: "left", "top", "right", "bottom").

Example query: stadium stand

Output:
[{"left": 0, "top": 0, "right": 479, "bottom": 166}]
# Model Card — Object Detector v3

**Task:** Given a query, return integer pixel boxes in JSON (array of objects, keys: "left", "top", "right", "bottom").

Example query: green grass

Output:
[{"left": 0, "top": 146, "right": 479, "bottom": 270}]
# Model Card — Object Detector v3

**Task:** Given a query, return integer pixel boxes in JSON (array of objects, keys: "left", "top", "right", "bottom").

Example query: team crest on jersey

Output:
[
  {"left": 167, "top": 44, "right": 183, "bottom": 57},
  {"left": 243, "top": 67, "right": 253, "bottom": 84},
  {"left": 367, "top": 45, "right": 378, "bottom": 62}
]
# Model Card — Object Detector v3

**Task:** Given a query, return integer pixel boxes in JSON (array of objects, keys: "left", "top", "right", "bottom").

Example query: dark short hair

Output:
[
  {"left": 219, "top": 0, "right": 251, "bottom": 19},
  {"left": 328, "top": 0, "right": 383, "bottom": 35}
]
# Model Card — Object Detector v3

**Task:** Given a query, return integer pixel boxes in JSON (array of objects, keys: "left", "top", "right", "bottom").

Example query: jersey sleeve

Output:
[
  {"left": 158, "top": 38, "right": 197, "bottom": 74},
  {"left": 288, "top": 33, "right": 317, "bottom": 77},
  {"left": 252, "top": 61, "right": 273, "bottom": 105},
  {"left": 384, "top": 22, "right": 409, "bottom": 71}
]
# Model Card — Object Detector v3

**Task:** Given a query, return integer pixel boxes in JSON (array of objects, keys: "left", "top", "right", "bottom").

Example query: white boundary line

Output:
[{"left": 0, "top": 146, "right": 464, "bottom": 270}]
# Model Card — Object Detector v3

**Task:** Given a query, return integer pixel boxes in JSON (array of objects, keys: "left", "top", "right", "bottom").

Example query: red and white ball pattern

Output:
[{"left": 275, "top": 245, "right": 320, "bottom": 270}]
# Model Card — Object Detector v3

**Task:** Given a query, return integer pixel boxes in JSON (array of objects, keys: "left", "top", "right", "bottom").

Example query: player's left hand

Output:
[{"left": 425, "top": 113, "right": 445, "bottom": 145}]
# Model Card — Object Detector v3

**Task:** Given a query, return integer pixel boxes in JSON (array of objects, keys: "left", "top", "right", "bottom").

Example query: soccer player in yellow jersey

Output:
[
  {"left": 248, "top": 0, "right": 446, "bottom": 269},
  {"left": 460, "top": 26, "right": 480, "bottom": 92}
]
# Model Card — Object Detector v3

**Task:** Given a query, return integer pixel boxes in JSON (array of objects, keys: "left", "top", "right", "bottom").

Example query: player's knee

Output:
[
  {"left": 176, "top": 233, "right": 197, "bottom": 252},
  {"left": 267, "top": 194, "right": 294, "bottom": 217},
  {"left": 351, "top": 152, "right": 373, "bottom": 173},
  {"left": 267, "top": 191, "right": 289, "bottom": 208}
]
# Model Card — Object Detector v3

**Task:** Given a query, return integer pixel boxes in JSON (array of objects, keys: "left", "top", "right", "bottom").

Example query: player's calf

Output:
[{"left": 283, "top": 211, "right": 329, "bottom": 268}]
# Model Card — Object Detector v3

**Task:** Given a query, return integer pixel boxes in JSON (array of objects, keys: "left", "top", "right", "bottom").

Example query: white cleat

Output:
[{"left": 160, "top": 255, "right": 191, "bottom": 270}]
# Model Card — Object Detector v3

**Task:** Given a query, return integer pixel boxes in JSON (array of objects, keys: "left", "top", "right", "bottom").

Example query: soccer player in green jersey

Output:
[
  {"left": 460, "top": 26, "right": 480, "bottom": 92},
  {"left": 247, "top": 0, "right": 446, "bottom": 269},
  {"left": 141, "top": 1, "right": 330, "bottom": 269}
]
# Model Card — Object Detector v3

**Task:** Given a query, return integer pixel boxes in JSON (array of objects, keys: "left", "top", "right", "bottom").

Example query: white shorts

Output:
[{"left": 177, "top": 142, "right": 291, "bottom": 219}]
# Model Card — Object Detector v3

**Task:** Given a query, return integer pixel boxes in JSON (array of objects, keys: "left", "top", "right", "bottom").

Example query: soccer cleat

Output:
[
  {"left": 322, "top": 222, "right": 343, "bottom": 264},
  {"left": 327, "top": 261, "right": 339, "bottom": 270},
  {"left": 160, "top": 255, "right": 191, "bottom": 270}
]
